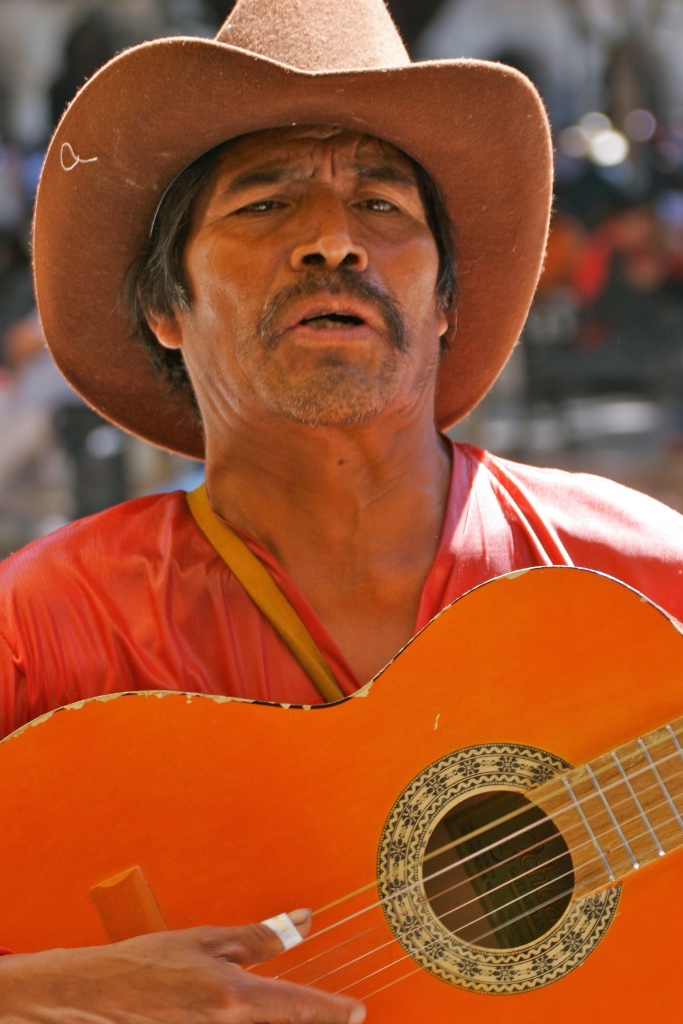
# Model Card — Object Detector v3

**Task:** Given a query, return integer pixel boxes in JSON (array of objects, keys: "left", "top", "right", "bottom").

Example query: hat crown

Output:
[{"left": 218, "top": 0, "right": 410, "bottom": 72}]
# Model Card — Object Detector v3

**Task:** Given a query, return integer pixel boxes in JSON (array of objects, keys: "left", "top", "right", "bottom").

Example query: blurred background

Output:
[{"left": 1, "top": 0, "right": 683, "bottom": 557}]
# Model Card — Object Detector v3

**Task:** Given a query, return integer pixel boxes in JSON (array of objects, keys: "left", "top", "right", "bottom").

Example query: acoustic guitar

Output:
[{"left": 1, "top": 565, "right": 682, "bottom": 1022}]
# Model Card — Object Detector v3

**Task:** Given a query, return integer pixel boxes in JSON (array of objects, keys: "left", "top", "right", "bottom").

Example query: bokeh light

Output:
[
  {"left": 579, "top": 111, "right": 612, "bottom": 135},
  {"left": 558, "top": 125, "right": 589, "bottom": 159},
  {"left": 590, "top": 129, "right": 630, "bottom": 166},
  {"left": 624, "top": 109, "right": 657, "bottom": 142},
  {"left": 558, "top": 112, "right": 630, "bottom": 166}
]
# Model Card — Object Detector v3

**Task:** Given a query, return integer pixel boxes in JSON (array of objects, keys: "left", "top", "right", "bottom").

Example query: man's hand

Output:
[{"left": 0, "top": 914, "right": 366, "bottom": 1023}]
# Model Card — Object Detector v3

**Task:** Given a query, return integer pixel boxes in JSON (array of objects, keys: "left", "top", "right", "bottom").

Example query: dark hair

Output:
[{"left": 125, "top": 134, "right": 458, "bottom": 395}]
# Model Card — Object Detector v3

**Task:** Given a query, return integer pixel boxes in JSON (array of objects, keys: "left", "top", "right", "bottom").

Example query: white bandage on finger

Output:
[{"left": 261, "top": 912, "right": 304, "bottom": 950}]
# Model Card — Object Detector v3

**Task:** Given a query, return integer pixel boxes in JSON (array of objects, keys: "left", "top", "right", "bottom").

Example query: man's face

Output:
[{"left": 155, "top": 126, "right": 449, "bottom": 431}]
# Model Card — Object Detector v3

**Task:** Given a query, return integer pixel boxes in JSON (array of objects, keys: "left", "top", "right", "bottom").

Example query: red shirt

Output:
[{"left": 1, "top": 441, "right": 683, "bottom": 739}]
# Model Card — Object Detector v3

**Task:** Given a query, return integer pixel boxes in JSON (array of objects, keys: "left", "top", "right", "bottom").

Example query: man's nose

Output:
[{"left": 290, "top": 198, "right": 369, "bottom": 272}]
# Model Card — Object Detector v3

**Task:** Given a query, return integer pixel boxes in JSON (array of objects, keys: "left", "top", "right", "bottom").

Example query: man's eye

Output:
[
  {"left": 359, "top": 198, "right": 397, "bottom": 213},
  {"left": 235, "top": 200, "right": 284, "bottom": 214}
]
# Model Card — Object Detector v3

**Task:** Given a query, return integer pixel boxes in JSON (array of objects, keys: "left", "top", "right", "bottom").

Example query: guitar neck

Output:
[{"left": 534, "top": 716, "right": 683, "bottom": 898}]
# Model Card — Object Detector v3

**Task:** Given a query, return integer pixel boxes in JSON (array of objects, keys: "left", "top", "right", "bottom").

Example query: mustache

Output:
[{"left": 256, "top": 269, "right": 407, "bottom": 352}]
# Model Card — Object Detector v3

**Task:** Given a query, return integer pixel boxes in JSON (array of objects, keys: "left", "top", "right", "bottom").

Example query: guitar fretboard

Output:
[{"left": 532, "top": 717, "right": 683, "bottom": 899}]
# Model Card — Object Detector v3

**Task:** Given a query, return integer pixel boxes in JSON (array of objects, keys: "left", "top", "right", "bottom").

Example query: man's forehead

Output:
[{"left": 213, "top": 124, "right": 417, "bottom": 180}]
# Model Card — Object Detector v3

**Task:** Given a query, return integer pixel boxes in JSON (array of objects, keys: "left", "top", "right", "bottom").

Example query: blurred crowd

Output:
[
  {"left": 0, "top": 2, "right": 224, "bottom": 553},
  {"left": 524, "top": 184, "right": 683, "bottom": 415},
  {"left": 2, "top": 0, "right": 683, "bottom": 554}
]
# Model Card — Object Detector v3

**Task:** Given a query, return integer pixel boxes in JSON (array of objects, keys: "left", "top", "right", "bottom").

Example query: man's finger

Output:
[
  {"left": 195, "top": 910, "right": 312, "bottom": 965},
  {"left": 228, "top": 970, "right": 366, "bottom": 1024},
  {"left": 261, "top": 910, "right": 309, "bottom": 950}
]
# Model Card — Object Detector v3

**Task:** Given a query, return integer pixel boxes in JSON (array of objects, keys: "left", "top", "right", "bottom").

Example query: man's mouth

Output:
[
  {"left": 258, "top": 274, "right": 406, "bottom": 353},
  {"left": 299, "top": 312, "right": 366, "bottom": 329},
  {"left": 279, "top": 294, "right": 381, "bottom": 335}
]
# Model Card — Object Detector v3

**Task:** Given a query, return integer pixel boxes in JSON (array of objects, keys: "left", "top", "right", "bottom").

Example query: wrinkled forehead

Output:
[
  {"left": 198, "top": 125, "right": 423, "bottom": 203},
  {"left": 215, "top": 123, "right": 415, "bottom": 173}
]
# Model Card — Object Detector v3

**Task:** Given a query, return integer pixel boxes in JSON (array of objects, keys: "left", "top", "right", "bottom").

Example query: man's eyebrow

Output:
[
  {"left": 353, "top": 163, "right": 418, "bottom": 189},
  {"left": 220, "top": 166, "right": 298, "bottom": 195}
]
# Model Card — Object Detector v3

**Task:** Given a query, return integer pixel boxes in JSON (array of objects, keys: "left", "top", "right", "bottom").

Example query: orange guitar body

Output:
[{"left": 1, "top": 565, "right": 682, "bottom": 1021}]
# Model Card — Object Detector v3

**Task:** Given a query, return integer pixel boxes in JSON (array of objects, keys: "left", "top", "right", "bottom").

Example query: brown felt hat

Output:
[{"left": 33, "top": 0, "right": 553, "bottom": 460}]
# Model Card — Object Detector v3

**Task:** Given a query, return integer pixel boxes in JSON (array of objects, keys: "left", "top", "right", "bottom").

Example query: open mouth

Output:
[{"left": 299, "top": 312, "right": 366, "bottom": 329}]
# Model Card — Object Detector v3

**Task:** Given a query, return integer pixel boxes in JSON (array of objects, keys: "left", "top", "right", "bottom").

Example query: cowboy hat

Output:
[{"left": 32, "top": 0, "right": 552, "bottom": 459}]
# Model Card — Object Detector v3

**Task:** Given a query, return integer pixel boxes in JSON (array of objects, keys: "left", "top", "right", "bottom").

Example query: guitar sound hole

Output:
[{"left": 422, "top": 790, "right": 574, "bottom": 950}]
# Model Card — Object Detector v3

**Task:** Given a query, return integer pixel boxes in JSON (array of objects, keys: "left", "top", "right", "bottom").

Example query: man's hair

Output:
[{"left": 125, "top": 135, "right": 458, "bottom": 398}]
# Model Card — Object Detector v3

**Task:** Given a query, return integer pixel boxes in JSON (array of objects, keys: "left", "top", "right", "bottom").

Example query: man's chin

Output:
[
  {"left": 273, "top": 398, "right": 387, "bottom": 429},
  {"left": 264, "top": 379, "right": 393, "bottom": 428}
]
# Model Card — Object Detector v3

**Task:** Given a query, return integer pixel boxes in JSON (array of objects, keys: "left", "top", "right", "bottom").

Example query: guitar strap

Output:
[{"left": 186, "top": 484, "right": 345, "bottom": 703}]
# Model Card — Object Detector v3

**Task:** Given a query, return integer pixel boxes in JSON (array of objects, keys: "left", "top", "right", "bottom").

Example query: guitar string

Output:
[
  {"left": 279, "top": 852, "right": 576, "bottom": 991},
  {"left": 300, "top": 727, "right": 683, "bottom": 935},
  {"left": 263, "top": 748, "right": 683, "bottom": 1017},
  {"left": 280, "top": 743, "right": 683, "bottom": 967},
  {"left": 276, "top": 795, "right": 673, "bottom": 994},
  {"left": 358, "top": 732, "right": 683, "bottom": 905},
  {"left": 310, "top": 731, "right": 683, "bottom": 1002},
  {"left": 333, "top": 875, "right": 580, "bottom": 1001},
  {"left": 276, "top": 828, "right": 571, "bottom": 988},
  {"left": 263, "top": 773, "right": 681, "bottom": 992},
  {"left": 327, "top": 803, "right": 681, "bottom": 1003},
  {"left": 289, "top": 874, "right": 584, "bottom": 1004},
  {"left": 270, "top": 823, "right": 566, "bottom": 983},
  {"left": 264, "top": 729, "right": 683, "bottom": 1021},
  {"left": 344, "top": 885, "right": 575, "bottom": 993},
  {"left": 410, "top": 764, "right": 680, "bottom": 912},
  {"left": 342, "top": 857, "right": 613, "bottom": 999},
  {"left": 256, "top": 749, "right": 683, "bottom": 989},
  {"left": 410, "top": 732, "right": 683, "bottom": 878},
  {"left": 409, "top": 778, "right": 677, "bottom": 947}
]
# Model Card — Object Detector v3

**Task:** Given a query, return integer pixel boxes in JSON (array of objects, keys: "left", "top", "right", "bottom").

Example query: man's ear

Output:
[
  {"left": 440, "top": 306, "right": 458, "bottom": 349},
  {"left": 146, "top": 310, "right": 184, "bottom": 350}
]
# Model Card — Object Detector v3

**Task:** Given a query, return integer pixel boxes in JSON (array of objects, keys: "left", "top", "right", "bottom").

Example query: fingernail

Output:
[
  {"left": 349, "top": 1007, "right": 367, "bottom": 1024},
  {"left": 287, "top": 908, "right": 312, "bottom": 925}
]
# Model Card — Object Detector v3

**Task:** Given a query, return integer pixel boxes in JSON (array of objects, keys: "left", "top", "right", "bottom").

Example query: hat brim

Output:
[{"left": 33, "top": 38, "right": 552, "bottom": 459}]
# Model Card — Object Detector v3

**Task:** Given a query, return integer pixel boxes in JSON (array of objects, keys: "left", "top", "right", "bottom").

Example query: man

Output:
[{"left": 1, "top": 0, "right": 683, "bottom": 1020}]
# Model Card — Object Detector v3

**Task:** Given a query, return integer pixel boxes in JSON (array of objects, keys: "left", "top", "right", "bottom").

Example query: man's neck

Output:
[
  {"left": 203, "top": 416, "right": 452, "bottom": 682},
  {"left": 205, "top": 417, "right": 450, "bottom": 568}
]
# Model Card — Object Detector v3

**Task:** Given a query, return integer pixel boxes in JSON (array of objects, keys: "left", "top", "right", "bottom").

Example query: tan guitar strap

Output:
[{"left": 186, "top": 484, "right": 344, "bottom": 703}]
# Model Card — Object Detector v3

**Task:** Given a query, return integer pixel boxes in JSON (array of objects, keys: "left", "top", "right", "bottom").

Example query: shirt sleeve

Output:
[
  {"left": 490, "top": 454, "right": 683, "bottom": 621},
  {"left": 0, "top": 624, "right": 28, "bottom": 740}
]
